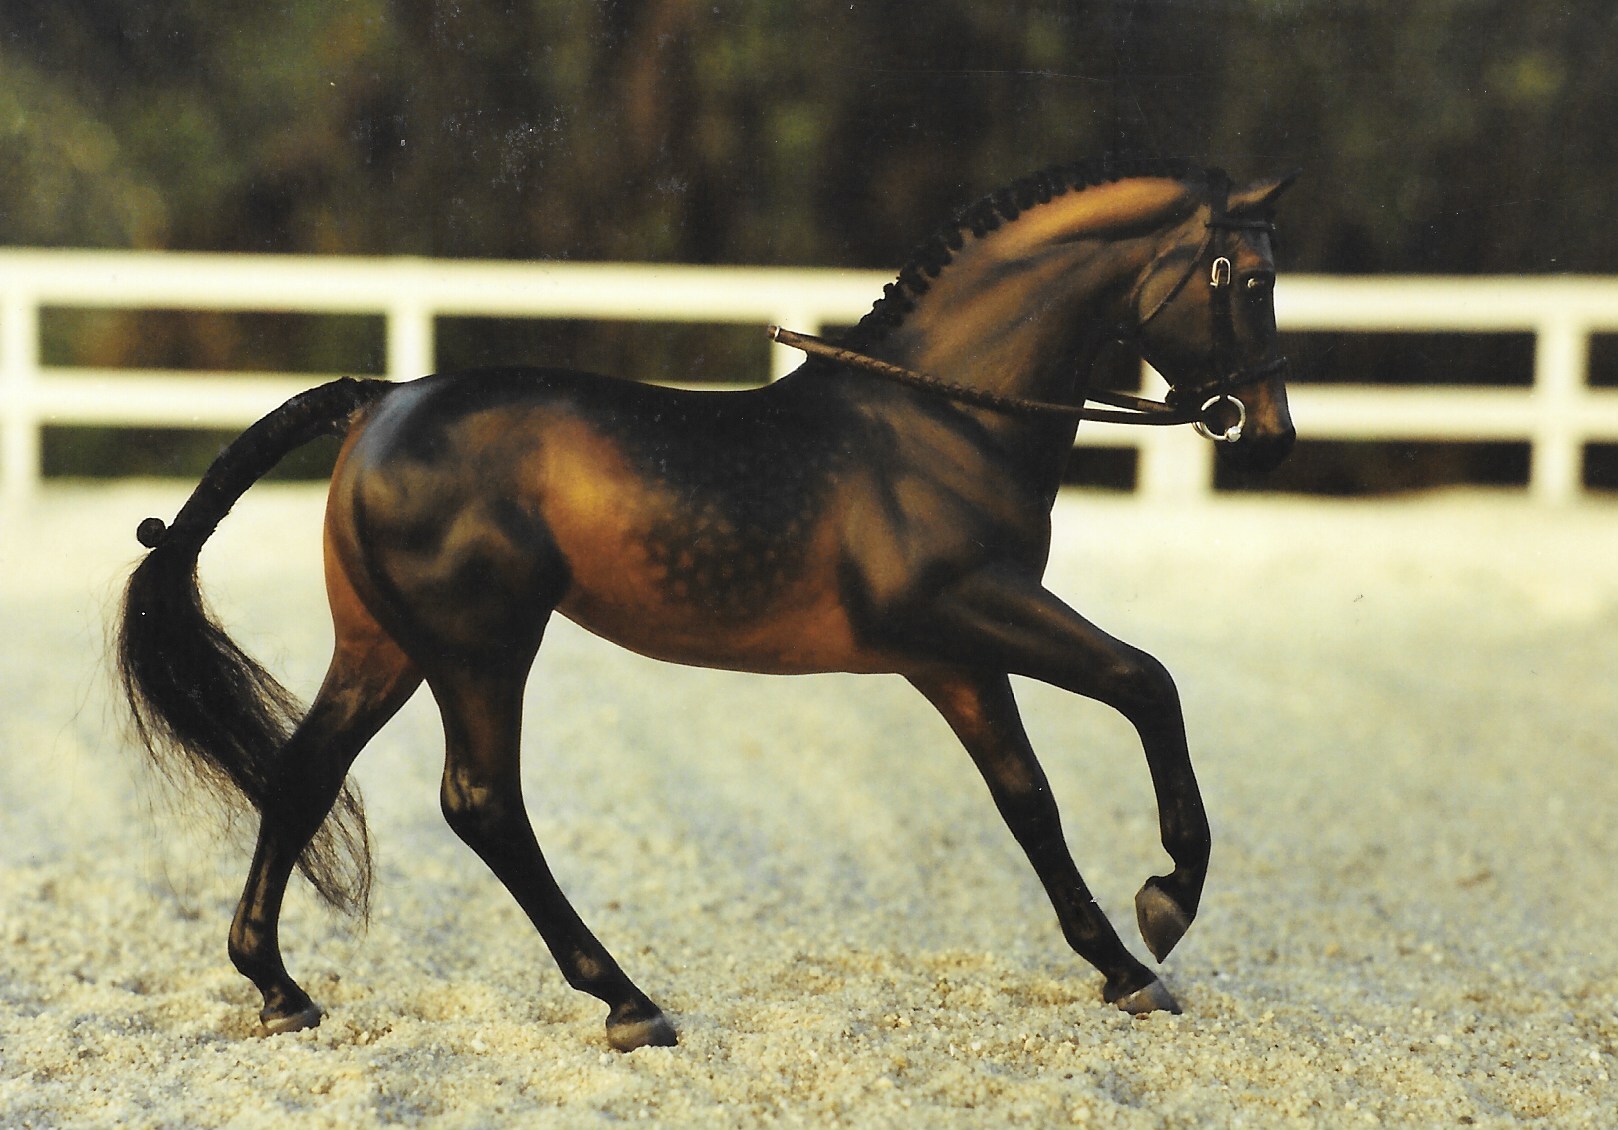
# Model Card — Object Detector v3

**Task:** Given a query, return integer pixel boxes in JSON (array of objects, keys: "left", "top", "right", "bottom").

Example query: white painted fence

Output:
[{"left": 2, "top": 249, "right": 1615, "bottom": 505}]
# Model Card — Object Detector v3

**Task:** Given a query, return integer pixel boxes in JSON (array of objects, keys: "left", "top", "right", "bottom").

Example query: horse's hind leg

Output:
[
  {"left": 909, "top": 668, "right": 1178, "bottom": 1014},
  {"left": 228, "top": 569, "right": 423, "bottom": 1033},
  {"left": 430, "top": 661, "right": 677, "bottom": 1051}
]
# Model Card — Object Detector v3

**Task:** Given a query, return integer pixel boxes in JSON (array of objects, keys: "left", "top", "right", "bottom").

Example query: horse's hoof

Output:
[
  {"left": 1111, "top": 978, "right": 1181, "bottom": 1016},
  {"left": 606, "top": 1005, "right": 678, "bottom": 1052},
  {"left": 260, "top": 1003, "right": 323, "bottom": 1035},
  {"left": 1135, "top": 877, "right": 1193, "bottom": 961}
]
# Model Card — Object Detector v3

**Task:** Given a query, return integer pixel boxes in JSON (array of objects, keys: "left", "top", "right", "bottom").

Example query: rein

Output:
[{"left": 767, "top": 326, "right": 1197, "bottom": 427}]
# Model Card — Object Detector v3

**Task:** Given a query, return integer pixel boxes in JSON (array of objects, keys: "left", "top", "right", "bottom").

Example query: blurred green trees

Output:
[
  {"left": 4, "top": 1, "right": 1615, "bottom": 489},
  {"left": 10, "top": 1, "right": 1611, "bottom": 270}
]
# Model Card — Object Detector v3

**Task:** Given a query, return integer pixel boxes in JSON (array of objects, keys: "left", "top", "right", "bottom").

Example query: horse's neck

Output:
[
  {"left": 872, "top": 235, "right": 1147, "bottom": 408},
  {"left": 824, "top": 238, "right": 1138, "bottom": 505}
]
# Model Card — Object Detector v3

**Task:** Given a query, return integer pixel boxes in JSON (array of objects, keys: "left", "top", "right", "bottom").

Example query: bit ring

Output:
[{"left": 1193, "top": 394, "right": 1246, "bottom": 443}]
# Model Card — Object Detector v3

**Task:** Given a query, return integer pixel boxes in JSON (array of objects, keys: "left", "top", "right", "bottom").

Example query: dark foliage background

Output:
[{"left": 4, "top": 1, "right": 1614, "bottom": 491}]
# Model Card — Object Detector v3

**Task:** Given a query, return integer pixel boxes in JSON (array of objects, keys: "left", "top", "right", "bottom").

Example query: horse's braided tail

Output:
[{"left": 117, "top": 376, "right": 394, "bottom": 917}]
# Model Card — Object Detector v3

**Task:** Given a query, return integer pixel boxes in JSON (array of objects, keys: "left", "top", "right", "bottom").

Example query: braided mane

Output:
[{"left": 844, "top": 156, "right": 1221, "bottom": 349}]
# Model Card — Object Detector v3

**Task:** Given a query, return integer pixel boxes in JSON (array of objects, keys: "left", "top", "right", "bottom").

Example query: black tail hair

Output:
[{"left": 117, "top": 377, "right": 393, "bottom": 915}]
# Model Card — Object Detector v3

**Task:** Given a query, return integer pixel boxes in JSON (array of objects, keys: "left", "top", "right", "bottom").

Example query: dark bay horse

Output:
[{"left": 119, "top": 159, "right": 1297, "bottom": 1051}]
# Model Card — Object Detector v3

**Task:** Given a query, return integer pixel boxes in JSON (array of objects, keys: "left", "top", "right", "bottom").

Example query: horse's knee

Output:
[
  {"left": 973, "top": 750, "right": 1067, "bottom": 855},
  {"left": 1102, "top": 649, "right": 1180, "bottom": 721}
]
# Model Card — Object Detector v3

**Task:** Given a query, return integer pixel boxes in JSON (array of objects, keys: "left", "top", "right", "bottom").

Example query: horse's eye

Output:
[{"left": 1245, "top": 275, "right": 1273, "bottom": 293}]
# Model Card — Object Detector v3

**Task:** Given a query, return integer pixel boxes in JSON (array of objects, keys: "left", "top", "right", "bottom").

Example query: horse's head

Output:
[{"left": 1126, "top": 171, "right": 1299, "bottom": 473}]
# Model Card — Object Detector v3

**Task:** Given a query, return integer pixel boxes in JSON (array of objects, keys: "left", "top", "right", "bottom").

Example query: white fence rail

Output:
[{"left": 3, "top": 249, "right": 1616, "bottom": 505}]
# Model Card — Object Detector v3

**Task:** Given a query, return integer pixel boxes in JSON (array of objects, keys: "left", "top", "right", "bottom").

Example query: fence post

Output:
[
  {"left": 387, "top": 296, "right": 435, "bottom": 383},
  {"left": 1, "top": 283, "right": 40, "bottom": 506},
  {"left": 769, "top": 310, "right": 820, "bottom": 380},
  {"left": 1132, "top": 363, "right": 1215, "bottom": 504},
  {"left": 1530, "top": 313, "right": 1586, "bottom": 506}
]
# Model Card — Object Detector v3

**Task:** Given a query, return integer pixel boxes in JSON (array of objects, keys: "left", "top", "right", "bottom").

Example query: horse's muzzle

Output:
[{"left": 1220, "top": 424, "right": 1296, "bottom": 473}]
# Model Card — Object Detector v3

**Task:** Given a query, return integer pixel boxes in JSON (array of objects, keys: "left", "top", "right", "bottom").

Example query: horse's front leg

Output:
[
  {"left": 908, "top": 668, "right": 1177, "bottom": 1014},
  {"left": 902, "top": 563, "right": 1211, "bottom": 976}
]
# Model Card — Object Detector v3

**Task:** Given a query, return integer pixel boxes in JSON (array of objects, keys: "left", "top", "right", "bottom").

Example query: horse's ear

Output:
[{"left": 1228, "top": 169, "right": 1301, "bottom": 216}]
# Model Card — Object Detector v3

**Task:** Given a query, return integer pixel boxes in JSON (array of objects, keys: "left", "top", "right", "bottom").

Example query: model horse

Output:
[{"left": 119, "top": 159, "right": 1297, "bottom": 1051}]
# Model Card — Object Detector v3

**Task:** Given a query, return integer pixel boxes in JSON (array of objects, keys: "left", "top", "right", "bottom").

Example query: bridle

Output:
[
  {"left": 768, "top": 182, "right": 1287, "bottom": 443},
  {"left": 1118, "top": 178, "right": 1288, "bottom": 442}
]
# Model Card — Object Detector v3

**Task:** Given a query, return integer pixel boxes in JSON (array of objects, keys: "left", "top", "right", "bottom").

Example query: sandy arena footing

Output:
[{"left": 1, "top": 484, "right": 1613, "bottom": 1128}]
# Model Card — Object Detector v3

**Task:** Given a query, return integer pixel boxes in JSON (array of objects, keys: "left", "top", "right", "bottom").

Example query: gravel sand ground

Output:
[{"left": 1, "top": 483, "right": 1613, "bottom": 1128}]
